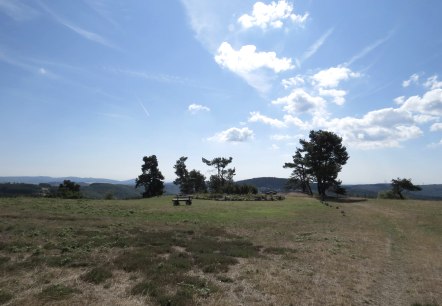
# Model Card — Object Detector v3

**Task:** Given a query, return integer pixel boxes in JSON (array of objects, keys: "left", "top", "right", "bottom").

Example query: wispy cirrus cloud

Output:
[
  {"left": 0, "top": 0, "right": 38, "bottom": 21},
  {"left": 37, "top": 1, "right": 117, "bottom": 50},
  {"left": 300, "top": 27, "right": 334, "bottom": 63},
  {"left": 0, "top": 48, "right": 58, "bottom": 78},
  {"left": 345, "top": 30, "right": 394, "bottom": 66}
]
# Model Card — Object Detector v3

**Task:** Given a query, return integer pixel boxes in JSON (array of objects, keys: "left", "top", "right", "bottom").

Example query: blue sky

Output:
[{"left": 1, "top": 0, "right": 441, "bottom": 184}]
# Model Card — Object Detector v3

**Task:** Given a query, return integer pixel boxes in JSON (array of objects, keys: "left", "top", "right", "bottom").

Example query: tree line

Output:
[
  {"left": 135, "top": 129, "right": 421, "bottom": 200},
  {"left": 135, "top": 155, "right": 257, "bottom": 198}
]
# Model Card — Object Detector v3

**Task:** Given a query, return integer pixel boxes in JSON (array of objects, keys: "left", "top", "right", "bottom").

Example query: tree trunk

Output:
[{"left": 306, "top": 182, "right": 313, "bottom": 196}]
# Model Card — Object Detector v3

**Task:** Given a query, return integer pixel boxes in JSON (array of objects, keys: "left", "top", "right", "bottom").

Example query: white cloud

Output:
[
  {"left": 238, "top": 0, "right": 308, "bottom": 30},
  {"left": 394, "top": 96, "right": 405, "bottom": 105},
  {"left": 248, "top": 111, "right": 286, "bottom": 128},
  {"left": 215, "top": 42, "right": 293, "bottom": 74},
  {"left": 400, "top": 88, "right": 442, "bottom": 116},
  {"left": 402, "top": 73, "right": 419, "bottom": 87},
  {"left": 271, "top": 144, "right": 280, "bottom": 150},
  {"left": 272, "top": 88, "right": 326, "bottom": 115},
  {"left": 430, "top": 122, "right": 442, "bottom": 132},
  {"left": 321, "top": 108, "right": 422, "bottom": 149},
  {"left": 424, "top": 75, "right": 442, "bottom": 90},
  {"left": 188, "top": 103, "right": 210, "bottom": 113},
  {"left": 414, "top": 114, "right": 438, "bottom": 124},
  {"left": 208, "top": 127, "right": 254, "bottom": 143},
  {"left": 281, "top": 75, "right": 305, "bottom": 89},
  {"left": 311, "top": 66, "right": 360, "bottom": 88},
  {"left": 318, "top": 88, "right": 347, "bottom": 105},
  {"left": 282, "top": 114, "right": 311, "bottom": 129}
]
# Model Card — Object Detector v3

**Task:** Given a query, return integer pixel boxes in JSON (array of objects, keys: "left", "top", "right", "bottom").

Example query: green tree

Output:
[
  {"left": 135, "top": 155, "right": 165, "bottom": 198},
  {"left": 173, "top": 156, "right": 191, "bottom": 194},
  {"left": 58, "top": 180, "right": 82, "bottom": 199},
  {"left": 283, "top": 148, "right": 313, "bottom": 195},
  {"left": 188, "top": 169, "right": 207, "bottom": 193},
  {"left": 331, "top": 180, "right": 346, "bottom": 198},
  {"left": 391, "top": 178, "right": 422, "bottom": 199},
  {"left": 287, "top": 130, "right": 349, "bottom": 200},
  {"left": 202, "top": 157, "right": 235, "bottom": 193}
]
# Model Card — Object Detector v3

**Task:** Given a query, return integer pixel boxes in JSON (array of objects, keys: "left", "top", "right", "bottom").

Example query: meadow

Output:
[{"left": 0, "top": 196, "right": 441, "bottom": 305}]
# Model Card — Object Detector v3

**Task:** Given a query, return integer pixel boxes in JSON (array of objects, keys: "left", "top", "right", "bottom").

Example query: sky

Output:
[{"left": 1, "top": 0, "right": 442, "bottom": 184}]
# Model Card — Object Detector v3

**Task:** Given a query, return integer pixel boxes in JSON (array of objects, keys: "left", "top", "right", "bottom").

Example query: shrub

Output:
[{"left": 378, "top": 190, "right": 399, "bottom": 199}]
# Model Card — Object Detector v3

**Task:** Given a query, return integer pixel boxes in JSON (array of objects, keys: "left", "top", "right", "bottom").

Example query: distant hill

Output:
[
  {"left": 1, "top": 176, "right": 441, "bottom": 200},
  {"left": 237, "top": 177, "right": 289, "bottom": 192},
  {"left": 0, "top": 176, "right": 133, "bottom": 185},
  {"left": 237, "top": 177, "right": 442, "bottom": 200},
  {"left": 0, "top": 178, "right": 180, "bottom": 199}
]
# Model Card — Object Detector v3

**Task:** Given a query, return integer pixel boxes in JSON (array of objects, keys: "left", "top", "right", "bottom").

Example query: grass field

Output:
[{"left": 0, "top": 196, "right": 441, "bottom": 305}]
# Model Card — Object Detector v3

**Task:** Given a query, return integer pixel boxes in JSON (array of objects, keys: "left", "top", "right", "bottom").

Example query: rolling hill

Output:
[{"left": 1, "top": 176, "right": 441, "bottom": 200}]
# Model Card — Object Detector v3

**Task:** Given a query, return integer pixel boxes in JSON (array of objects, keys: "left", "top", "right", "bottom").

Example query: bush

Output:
[{"left": 378, "top": 190, "right": 399, "bottom": 199}]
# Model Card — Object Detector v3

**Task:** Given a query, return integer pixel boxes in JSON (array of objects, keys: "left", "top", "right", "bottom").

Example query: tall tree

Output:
[
  {"left": 135, "top": 155, "right": 165, "bottom": 198},
  {"left": 173, "top": 156, "right": 191, "bottom": 194},
  {"left": 283, "top": 148, "right": 313, "bottom": 195},
  {"left": 202, "top": 157, "right": 235, "bottom": 193},
  {"left": 391, "top": 178, "right": 422, "bottom": 199},
  {"left": 286, "top": 130, "right": 349, "bottom": 199},
  {"left": 302, "top": 130, "right": 349, "bottom": 199},
  {"left": 188, "top": 169, "right": 207, "bottom": 193}
]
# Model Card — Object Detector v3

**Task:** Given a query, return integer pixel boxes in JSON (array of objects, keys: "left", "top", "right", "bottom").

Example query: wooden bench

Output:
[{"left": 172, "top": 195, "right": 192, "bottom": 206}]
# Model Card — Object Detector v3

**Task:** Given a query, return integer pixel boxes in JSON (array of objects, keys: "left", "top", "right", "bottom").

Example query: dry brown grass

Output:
[{"left": 0, "top": 196, "right": 441, "bottom": 305}]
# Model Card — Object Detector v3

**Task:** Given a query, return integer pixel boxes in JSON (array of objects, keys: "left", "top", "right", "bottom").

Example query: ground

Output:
[{"left": 0, "top": 196, "right": 441, "bottom": 305}]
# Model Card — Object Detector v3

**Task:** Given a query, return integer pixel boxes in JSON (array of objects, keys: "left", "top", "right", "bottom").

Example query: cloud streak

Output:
[
  {"left": 0, "top": 0, "right": 38, "bottom": 21},
  {"left": 301, "top": 27, "right": 334, "bottom": 63},
  {"left": 37, "top": 1, "right": 117, "bottom": 49},
  {"left": 345, "top": 30, "right": 394, "bottom": 66}
]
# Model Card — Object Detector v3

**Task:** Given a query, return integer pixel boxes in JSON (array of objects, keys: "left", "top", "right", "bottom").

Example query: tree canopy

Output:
[
  {"left": 135, "top": 155, "right": 165, "bottom": 198},
  {"left": 173, "top": 156, "right": 191, "bottom": 194},
  {"left": 391, "top": 178, "right": 422, "bottom": 199},
  {"left": 173, "top": 157, "right": 207, "bottom": 194},
  {"left": 202, "top": 157, "right": 235, "bottom": 193},
  {"left": 285, "top": 130, "right": 349, "bottom": 199},
  {"left": 58, "top": 180, "right": 82, "bottom": 199}
]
